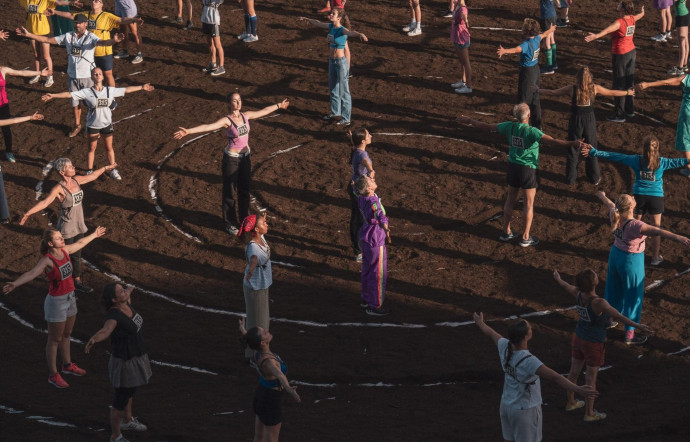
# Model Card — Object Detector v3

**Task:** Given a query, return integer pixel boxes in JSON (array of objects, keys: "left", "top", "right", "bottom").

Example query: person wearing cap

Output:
[
  {"left": 239, "top": 213, "right": 272, "bottom": 359},
  {"left": 16, "top": 14, "right": 123, "bottom": 138},
  {"left": 173, "top": 93, "right": 289, "bottom": 234}
]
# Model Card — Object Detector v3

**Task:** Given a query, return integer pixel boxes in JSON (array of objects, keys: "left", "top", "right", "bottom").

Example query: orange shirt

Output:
[{"left": 611, "top": 16, "right": 635, "bottom": 55}]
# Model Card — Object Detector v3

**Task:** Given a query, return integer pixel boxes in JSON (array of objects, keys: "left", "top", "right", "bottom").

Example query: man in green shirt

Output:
[{"left": 457, "top": 103, "right": 588, "bottom": 247}]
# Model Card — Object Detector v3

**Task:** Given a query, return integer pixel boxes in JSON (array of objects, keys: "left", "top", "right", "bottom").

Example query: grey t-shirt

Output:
[
  {"left": 70, "top": 86, "right": 126, "bottom": 129},
  {"left": 244, "top": 236, "right": 272, "bottom": 290},
  {"left": 497, "top": 338, "right": 543, "bottom": 410}
]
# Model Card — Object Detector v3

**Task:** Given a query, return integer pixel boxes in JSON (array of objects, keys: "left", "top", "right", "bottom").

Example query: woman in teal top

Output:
[
  {"left": 639, "top": 74, "right": 690, "bottom": 176},
  {"left": 582, "top": 137, "right": 690, "bottom": 264}
]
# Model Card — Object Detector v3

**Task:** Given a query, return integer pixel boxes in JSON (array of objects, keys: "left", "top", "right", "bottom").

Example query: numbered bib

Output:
[
  {"left": 639, "top": 171, "right": 655, "bottom": 181},
  {"left": 133, "top": 313, "right": 144, "bottom": 331},
  {"left": 625, "top": 25, "right": 635, "bottom": 37},
  {"left": 575, "top": 304, "right": 591, "bottom": 322},
  {"left": 511, "top": 136, "right": 525, "bottom": 149},
  {"left": 72, "top": 189, "right": 84, "bottom": 206},
  {"left": 28, "top": 4, "right": 39, "bottom": 13},
  {"left": 531, "top": 48, "right": 540, "bottom": 62},
  {"left": 70, "top": 46, "right": 82, "bottom": 56},
  {"left": 58, "top": 261, "right": 73, "bottom": 280},
  {"left": 97, "top": 98, "right": 109, "bottom": 108},
  {"left": 236, "top": 124, "right": 249, "bottom": 137},
  {"left": 87, "top": 20, "right": 97, "bottom": 31}
]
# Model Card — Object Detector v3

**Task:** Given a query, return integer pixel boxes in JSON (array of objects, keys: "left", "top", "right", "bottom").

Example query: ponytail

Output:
[
  {"left": 504, "top": 320, "right": 529, "bottom": 371},
  {"left": 610, "top": 194, "right": 634, "bottom": 232},
  {"left": 641, "top": 136, "right": 660, "bottom": 172}
]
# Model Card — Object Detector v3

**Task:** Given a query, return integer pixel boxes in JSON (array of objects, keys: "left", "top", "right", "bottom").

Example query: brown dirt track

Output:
[{"left": 1, "top": 0, "right": 690, "bottom": 440}]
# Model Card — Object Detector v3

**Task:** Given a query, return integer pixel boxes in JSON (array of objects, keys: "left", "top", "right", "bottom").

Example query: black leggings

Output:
[
  {"left": 63, "top": 233, "right": 84, "bottom": 279},
  {"left": 0, "top": 104, "right": 13, "bottom": 153},
  {"left": 113, "top": 386, "right": 137, "bottom": 410},
  {"left": 566, "top": 109, "right": 600, "bottom": 184},
  {"left": 221, "top": 153, "right": 251, "bottom": 228}
]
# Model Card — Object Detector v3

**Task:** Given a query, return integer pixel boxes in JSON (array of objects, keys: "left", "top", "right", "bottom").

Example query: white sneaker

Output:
[
  {"left": 131, "top": 53, "right": 143, "bottom": 64},
  {"left": 120, "top": 416, "right": 147, "bottom": 431},
  {"left": 44, "top": 75, "right": 54, "bottom": 87},
  {"left": 666, "top": 31, "right": 673, "bottom": 40},
  {"left": 650, "top": 255, "right": 664, "bottom": 266},
  {"left": 407, "top": 27, "right": 422, "bottom": 36},
  {"left": 28, "top": 75, "right": 40, "bottom": 84},
  {"left": 451, "top": 80, "right": 466, "bottom": 88},
  {"left": 242, "top": 34, "right": 259, "bottom": 42},
  {"left": 650, "top": 33, "right": 667, "bottom": 42},
  {"left": 110, "top": 169, "right": 122, "bottom": 180},
  {"left": 454, "top": 85, "right": 473, "bottom": 94},
  {"left": 402, "top": 22, "right": 416, "bottom": 32},
  {"left": 237, "top": 32, "right": 249, "bottom": 40},
  {"left": 113, "top": 50, "right": 129, "bottom": 59},
  {"left": 41, "top": 162, "right": 54, "bottom": 176}
]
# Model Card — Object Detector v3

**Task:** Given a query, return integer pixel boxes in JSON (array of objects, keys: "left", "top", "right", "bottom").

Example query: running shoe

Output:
[
  {"left": 668, "top": 66, "right": 684, "bottom": 76},
  {"left": 407, "top": 27, "right": 422, "bottom": 37},
  {"left": 454, "top": 85, "right": 473, "bottom": 94},
  {"left": 681, "top": 168, "right": 690, "bottom": 176},
  {"left": 243, "top": 34, "right": 259, "bottom": 43},
  {"left": 74, "top": 281, "right": 94, "bottom": 293},
  {"left": 0, "top": 218, "right": 8, "bottom": 225},
  {"left": 565, "top": 400, "right": 585, "bottom": 412},
  {"left": 442, "top": 9, "right": 453, "bottom": 18},
  {"left": 366, "top": 306, "right": 390, "bottom": 316},
  {"left": 61, "top": 362, "right": 86, "bottom": 376},
  {"left": 210, "top": 66, "right": 226, "bottom": 76},
  {"left": 44, "top": 75, "right": 54, "bottom": 87},
  {"left": 360, "top": 301, "right": 368, "bottom": 308},
  {"left": 175, "top": 16, "right": 183, "bottom": 24},
  {"left": 552, "top": 63, "right": 559, "bottom": 70},
  {"left": 565, "top": 15, "right": 570, "bottom": 23},
  {"left": 556, "top": 19, "right": 567, "bottom": 28},
  {"left": 322, "top": 114, "right": 337, "bottom": 121},
  {"left": 28, "top": 75, "right": 40, "bottom": 84},
  {"left": 237, "top": 32, "right": 249, "bottom": 40},
  {"left": 451, "top": 80, "right": 466, "bottom": 88},
  {"left": 131, "top": 53, "right": 143, "bottom": 64},
  {"left": 68, "top": 125, "right": 82, "bottom": 138},
  {"left": 5, "top": 152, "right": 16, "bottom": 163},
  {"left": 650, "top": 33, "right": 667, "bottom": 42},
  {"left": 666, "top": 31, "right": 673, "bottom": 40},
  {"left": 355, "top": 253, "right": 363, "bottom": 263},
  {"left": 605, "top": 115, "right": 626, "bottom": 123},
  {"left": 185, "top": 20, "right": 193, "bottom": 30},
  {"left": 626, "top": 112, "right": 635, "bottom": 118},
  {"left": 120, "top": 417, "right": 147, "bottom": 431},
  {"left": 226, "top": 225, "right": 239, "bottom": 236},
  {"left": 203, "top": 63, "right": 218, "bottom": 73},
  {"left": 519, "top": 236, "right": 540, "bottom": 247},
  {"left": 336, "top": 120, "right": 351, "bottom": 127},
  {"left": 402, "top": 23, "right": 416, "bottom": 32},
  {"left": 624, "top": 334, "right": 648, "bottom": 345},
  {"left": 114, "top": 50, "right": 129, "bottom": 59},
  {"left": 584, "top": 411, "right": 607, "bottom": 422},
  {"left": 498, "top": 232, "right": 517, "bottom": 242},
  {"left": 110, "top": 435, "right": 130, "bottom": 442},
  {"left": 606, "top": 320, "right": 618, "bottom": 329},
  {"left": 48, "top": 373, "right": 69, "bottom": 388},
  {"left": 540, "top": 66, "right": 555, "bottom": 75},
  {"left": 110, "top": 169, "right": 122, "bottom": 180},
  {"left": 650, "top": 255, "right": 664, "bottom": 266}
]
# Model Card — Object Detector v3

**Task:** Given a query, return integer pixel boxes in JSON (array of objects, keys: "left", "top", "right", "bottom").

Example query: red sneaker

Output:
[
  {"left": 48, "top": 373, "right": 70, "bottom": 388},
  {"left": 62, "top": 362, "right": 86, "bottom": 376}
]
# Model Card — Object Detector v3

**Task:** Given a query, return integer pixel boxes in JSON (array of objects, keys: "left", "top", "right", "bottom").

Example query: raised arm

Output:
[
  {"left": 297, "top": 17, "right": 330, "bottom": 29},
  {"left": 592, "top": 298, "right": 653, "bottom": 335},
  {"left": 594, "top": 84, "right": 635, "bottom": 97},
  {"left": 244, "top": 99, "right": 290, "bottom": 119},
  {"left": 173, "top": 116, "right": 231, "bottom": 139},
  {"left": 634, "top": 6, "right": 645, "bottom": 21},
  {"left": 539, "top": 85, "right": 575, "bottom": 97},
  {"left": 553, "top": 270, "right": 579, "bottom": 298},
  {"left": 63, "top": 226, "right": 107, "bottom": 255},
  {"left": 536, "top": 364, "right": 599, "bottom": 398},
  {"left": 74, "top": 163, "right": 118, "bottom": 185},
  {"left": 539, "top": 24, "right": 556, "bottom": 41},
  {"left": 124, "top": 83, "right": 155, "bottom": 94},
  {"left": 473, "top": 312, "right": 503, "bottom": 346},
  {"left": 595, "top": 191, "right": 615, "bottom": 210},
  {"left": 84, "top": 319, "right": 118, "bottom": 353},
  {"left": 456, "top": 115, "right": 499, "bottom": 133},
  {"left": 639, "top": 225, "right": 690, "bottom": 246},
  {"left": 584, "top": 20, "right": 620, "bottom": 42},
  {"left": 638, "top": 75, "right": 685, "bottom": 90},
  {"left": 2, "top": 257, "right": 53, "bottom": 295},
  {"left": 497, "top": 44, "right": 522, "bottom": 59},
  {"left": 0, "top": 111, "right": 44, "bottom": 127},
  {"left": 16, "top": 27, "right": 58, "bottom": 44}
]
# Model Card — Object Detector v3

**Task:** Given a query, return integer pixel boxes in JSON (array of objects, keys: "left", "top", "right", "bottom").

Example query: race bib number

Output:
[
  {"left": 575, "top": 304, "right": 591, "bottom": 322},
  {"left": 28, "top": 4, "right": 39, "bottom": 13},
  {"left": 639, "top": 171, "right": 655, "bottom": 181},
  {"left": 613, "top": 227, "right": 623, "bottom": 239},
  {"left": 236, "top": 124, "right": 249, "bottom": 137},
  {"left": 72, "top": 190, "right": 84, "bottom": 206},
  {"left": 532, "top": 48, "right": 540, "bottom": 62},
  {"left": 97, "top": 98, "right": 109, "bottom": 108},
  {"left": 327, "top": 34, "right": 335, "bottom": 44},
  {"left": 70, "top": 46, "right": 82, "bottom": 56},
  {"left": 58, "top": 261, "right": 73, "bottom": 280},
  {"left": 132, "top": 313, "right": 144, "bottom": 331},
  {"left": 511, "top": 136, "right": 525, "bottom": 149},
  {"left": 87, "top": 20, "right": 97, "bottom": 30},
  {"left": 625, "top": 25, "right": 635, "bottom": 37}
]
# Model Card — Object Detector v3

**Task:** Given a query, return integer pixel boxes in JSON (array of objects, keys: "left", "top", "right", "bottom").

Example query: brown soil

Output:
[{"left": 1, "top": 0, "right": 689, "bottom": 441}]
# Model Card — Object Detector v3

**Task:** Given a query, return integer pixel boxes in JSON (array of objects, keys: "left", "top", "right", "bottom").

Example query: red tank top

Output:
[
  {"left": 612, "top": 16, "right": 635, "bottom": 55},
  {"left": 45, "top": 249, "right": 75, "bottom": 296}
]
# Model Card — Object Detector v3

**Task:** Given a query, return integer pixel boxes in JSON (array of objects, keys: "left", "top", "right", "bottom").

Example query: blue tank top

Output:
[
  {"left": 328, "top": 23, "right": 347, "bottom": 49},
  {"left": 253, "top": 352, "right": 288, "bottom": 389},
  {"left": 574, "top": 292, "right": 608, "bottom": 343},
  {"left": 519, "top": 36, "right": 541, "bottom": 67}
]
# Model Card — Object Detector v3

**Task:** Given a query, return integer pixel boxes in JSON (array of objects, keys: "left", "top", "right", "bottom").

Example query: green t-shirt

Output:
[
  {"left": 496, "top": 122, "right": 544, "bottom": 169},
  {"left": 676, "top": 0, "right": 688, "bottom": 17}
]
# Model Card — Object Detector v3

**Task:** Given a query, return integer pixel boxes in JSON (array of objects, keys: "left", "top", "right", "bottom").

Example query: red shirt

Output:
[
  {"left": 45, "top": 249, "right": 75, "bottom": 296},
  {"left": 612, "top": 16, "right": 635, "bottom": 55}
]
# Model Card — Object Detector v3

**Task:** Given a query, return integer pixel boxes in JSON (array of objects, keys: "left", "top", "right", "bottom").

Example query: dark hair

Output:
[
  {"left": 241, "top": 212, "right": 267, "bottom": 244},
  {"left": 503, "top": 320, "right": 530, "bottom": 371},
  {"left": 575, "top": 269, "right": 597, "bottom": 293},
  {"left": 522, "top": 18, "right": 541, "bottom": 37},
  {"left": 40, "top": 228, "right": 59, "bottom": 255},
  {"left": 333, "top": 8, "right": 351, "bottom": 29},
  {"left": 349, "top": 127, "right": 369, "bottom": 164},
  {"left": 245, "top": 327, "right": 263, "bottom": 350},
  {"left": 620, "top": 0, "right": 636, "bottom": 15},
  {"left": 102, "top": 282, "right": 119, "bottom": 311}
]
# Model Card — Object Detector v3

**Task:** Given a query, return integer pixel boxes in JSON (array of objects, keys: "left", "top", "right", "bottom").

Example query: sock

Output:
[
  {"left": 546, "top": 47, "right": 553, "bottom": 67},
  {"left": 250, "top": 16, "right": 257, "bottom": 36},
  {"left": 625, "top": 329, "right": 634, "bottom": 340},
  {"left": 416, "top": 21, "right": 421, "bottom": 30},
  {"left": 244, "top": 14, "right": 251, "bottom": 34},
  {"left": 551, "top": 44, "right": 557, "bottom": 66}
]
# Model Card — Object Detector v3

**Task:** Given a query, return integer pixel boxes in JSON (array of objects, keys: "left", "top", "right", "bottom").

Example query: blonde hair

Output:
[
  {"left": 610, "top": 194, "right": 634, "bottom": 232},
  {"left": 575, "top": 66, "right": 596, "bottom": 106},
  {"left": 641, "top": 136, "right": 660, "bottom": 172}
]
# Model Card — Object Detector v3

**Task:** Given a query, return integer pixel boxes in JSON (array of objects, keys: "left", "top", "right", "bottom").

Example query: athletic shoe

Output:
[
  {"left": 650, "top": 255, "right": 664, "bottom": 266},
  {"left": 243, "top": 34, "right": 259, "bottom": 43},
  {"left": 360, "top": 301, "right": 368, "bottom": 308},
  {"left": 203, "top": 63, "right": 218, "bottom": 73},
  {"left": 606, "top": 320, "right": 618, "bottom": 329},
  {"left": 120, "top": 417, "right": 147, "bottom": 431},
  {"left": 666, "top": 31, "right": 673, "bottom": 40},
  {"left": 442, "top": 9, "right": 453, "bottom": 18},
  {"left": 450, "top": 80, "right": 466, "bottom": 88},
  {"left": 42, "top": 161, "right": 53, "bottom": 176},
  {"left": 44, "top": 75, "right": 54, "bottom": 87},
  {"left": 336, "top": 120, "right": 351, "bottom": 127},
  {"left": 584, "top": 411, "right": 607, "bottom": 422},
  {"left": 498, "top": 232, "right": 517, "bottom": 242},
  {"left": 28, "top": 75, "right": 40, "bottom": 84},
  {"left": 552, "top": 63, "right": 559, "bottom": 70},
  {"left": 114, "top": 50, "right": 129, "bottom": 59},
  {"left": 322, "top": 114, "right": 337, "bottom": 121},
  {"left": 540, "top": 66, "right": 555, "bottom": 75},
  {"left": 402, "top": 23, "right": 415, "bottom": 32},
  {"left": 185, "top": 20, "right": 193, "bottom": 30},
  {"left": 605, "top": 115, "right": 626, "bottom": 123},
  {"left": 131, "top": 53, "right": 143, "bottom": 64},
  {"left": 519, "top": 236, "right": 539, "bottom": 247},
  {"left": 226, "top": 225, "right": 239, "bottom": 236},
  {"left": 74, "top": 281, "right": 94, "bottom": 293},
  {"left": 651, "top": 33, "right": 667, "bottom": 42},
  {"left": 366, "top": 306, "right": 390, "bottom": 316},
  {"left": 211, "top": 66, "right": 226, "bottom": 76},
  {"left": 237, "top": 32, "right": 249, "bottom": 40},
  {"left": 668, "top": 66, "right": 684, "bottom": 76},
  {"left": 407, "top": 27, "right": 422, "bottom": 37},
  {"left": 61, "top": 362, "right": 86, "bottom": 376},
  {"left": 85, "top": 169, "right": 94, "bottom": 175},
  {"left": 625, "top": 113, "right": 635, "bottom": 118},
  {"left": 110, "top": 435, "right": 130, "bottom": 442},
  {"left": 565, "top": 400, "right": 585, "bottom": 412},
  {"left": 175, "top": 16, "right": 183, "bottom": 24},
  {"left": 355, "top": 253, "right": 363, "bottom": 263},
  {"left": 68, "top": 125, "right": 82, "bottom": 138},
  {"left": 5, "top": 152, "right": 16, "bottom": 162},
  {"left": 110, "top": 169, "right": 122, "bottom": 180},
  {"left": 48, "top": 373, "right": 69, "bottom": 388},
  {"left": 556, "top": 19, "right": 567, "bottom": 28},
  {"left": 0, "top": 218, "right": 8, "bottom": 225},
  {"left": 454, "top": 85, "right": 473, "bottom": 94},
  {"left": 565, "top": 16, "right": 570, "bottom": 23},
  {"left": 624, "top": 334, "right": 648, "bottom": 345}
]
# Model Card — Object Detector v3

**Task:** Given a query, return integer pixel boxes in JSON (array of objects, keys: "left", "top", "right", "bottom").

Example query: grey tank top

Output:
[{"left": 57, "top": 179, "right": 87, "bottom": 239}]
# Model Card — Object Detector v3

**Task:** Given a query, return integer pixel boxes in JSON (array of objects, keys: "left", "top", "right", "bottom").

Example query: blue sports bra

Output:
[
  {"left": 328, "top": 23, "right": 347, "bottom": 49},
  {"left": 254, "top": 352, "right": 288, "bottom": 389}
]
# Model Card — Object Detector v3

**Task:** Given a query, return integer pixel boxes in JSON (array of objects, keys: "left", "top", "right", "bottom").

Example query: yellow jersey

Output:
[
  {"left": 19, "top": 0, "right": 56, "bottom": 36},
  {"left": 84, "top": 10, "right": 120, "bottom": 57}
]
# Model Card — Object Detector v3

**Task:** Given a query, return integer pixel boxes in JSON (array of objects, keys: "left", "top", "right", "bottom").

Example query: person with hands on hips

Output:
[{"left": 554, "top": 268, "right": 652, "bottom": 422}]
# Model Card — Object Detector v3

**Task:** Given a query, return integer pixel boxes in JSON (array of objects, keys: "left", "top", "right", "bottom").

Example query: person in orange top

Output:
[{"left": 585, "top": 1, "right": 644, "bottom": 122}]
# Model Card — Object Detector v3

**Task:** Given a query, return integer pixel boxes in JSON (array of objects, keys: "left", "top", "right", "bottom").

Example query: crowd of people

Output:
[{"left": 2, "top": 1, "right": 690, "bottom": 441}]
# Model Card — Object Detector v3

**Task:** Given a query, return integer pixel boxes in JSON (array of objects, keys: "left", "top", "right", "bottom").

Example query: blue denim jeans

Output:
[{"left": 328, "top": 56, "right": 351, "bottom": 122}]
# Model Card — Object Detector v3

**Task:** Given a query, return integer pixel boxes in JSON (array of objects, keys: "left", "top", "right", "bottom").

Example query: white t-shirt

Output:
[
  {"left": 54, "top": 31, "right": 101, "bottom": 79},
  {"left": 70, "top": 86, "right": 126, "bottom": 128},
  {"left": 201, "top": 0, "right": 223, "bottom": 25},
  {"left": 497, "top": 338, "right": 543, "bottom": 410}
]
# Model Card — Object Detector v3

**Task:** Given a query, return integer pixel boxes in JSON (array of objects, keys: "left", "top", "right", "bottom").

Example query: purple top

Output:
[
  {"left": 351, "top": 149, "right": 371, "bottom": 182},
  {"left": 610, "top": 209, "right": 646, "bottom": 253},
  {"left": 225, "top": 112, "right": 250, "bottom": 153},
  {"left": 358, "top": 193, "right": 389, "bottom": 247}
]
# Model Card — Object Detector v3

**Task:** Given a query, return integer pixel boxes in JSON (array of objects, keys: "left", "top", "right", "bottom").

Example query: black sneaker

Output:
[
  {"left": 519, "top": 236, "right": 539, "bottom": 247},
  {"left": 498, "top": 232, "right": 517, "bottom": 242},
  {"left": 540, "top": 66, "right": 555, "bottom": 75},
  {"left": 0, "top": 218, "right": 9, "bottom": 225},
  {"left": 624, "top": 334, "right": 648, "bottom": 345},
  {"left": 74, "top": 281, "right": 93, "bottom": 294},
  {"left": 442, "top": 9, "right": 453, "bottom": 18},
  {"left": 202, "top": 63, "right": 217, "bottom": 73},
  {"left": 360, "top": 301, "right": 368, "bottom": 308},
  {"left": 606, "top": 115, "right": 626, "bottom": 123},
  {"left": 366, "top": 306, "right": 390, "bottom": 316},
  {"left": 322, "top": 114, "right": 336, "bottom": 121},
  {"left": 226, "top": 225, "right": 240, "bottom": 236}
]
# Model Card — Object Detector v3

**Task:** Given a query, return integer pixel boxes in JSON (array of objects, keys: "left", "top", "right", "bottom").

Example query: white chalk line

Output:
[
  {"left": 2, "top": 405, "right": 106, "bottom": 432},
  {"left": 601, "top": 102, "right": 665, "bottom": 125},
  {"left": 113, "top": 70, "right": 146, "bottom": 81},
  {"left": 112, "top": 103, "right": 167, "bottom": 126},
  {"left": 472, "top": 27, "right": 520, "bottom": 31}
]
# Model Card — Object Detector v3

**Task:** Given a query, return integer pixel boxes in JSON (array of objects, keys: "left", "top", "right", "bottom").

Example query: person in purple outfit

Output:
[
  {"left": 347, "top": 127, "right": 375, "bottom": 263},
  {"left": 354, "top": 175, "right": 390, "bottom": 316}
]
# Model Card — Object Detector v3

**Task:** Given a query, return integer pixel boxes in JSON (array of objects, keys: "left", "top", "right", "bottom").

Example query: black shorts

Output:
[
  {"left": 677, "top": 14, "right": 690, "bottom": 28},
  {"left": 253, "top": 385, "right": 283, "bottom": 426},
  {"left": 506, "top": 162, "right": 539, "bottom": 189},
  {"left": 95, "top": 54, "right": 114, "bottom": 72},
  {"left": 633, "top": 194, "right": 664, "bottom": 215},
  {"left": 540, "top": 16, "right": 557, "bottom": 32},
  {"left": 112, "top": 387, "right": 137, "bottom": 410},
  {"left": 87, "top": 124, "right": 114, "bottom": 135},
  {"left": 202, "top": 23, "right": 221, "bottom": 37}
]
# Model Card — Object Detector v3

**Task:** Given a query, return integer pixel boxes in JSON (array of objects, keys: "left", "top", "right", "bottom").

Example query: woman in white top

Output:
[
  {"left": 42, "top": 67, "right": 154, "bottom": 180},
  {"left": 474, "top": 312, "right": 598, "bottom": 442}
]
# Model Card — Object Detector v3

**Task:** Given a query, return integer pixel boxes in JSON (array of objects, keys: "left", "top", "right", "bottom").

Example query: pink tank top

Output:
[
  {"left": 0, "top": 72, "right": 9, "bottom": 107},
  {"left": 225, "top": 112, "right": 250, "bottom": 153},
  {"left": 610, "top": 210, "right": 646, "bottom": 253}
]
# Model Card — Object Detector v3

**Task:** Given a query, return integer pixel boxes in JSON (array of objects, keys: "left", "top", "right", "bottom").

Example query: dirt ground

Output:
[{"left": 1, "top": 0, "right": 689, "bottom": 440}]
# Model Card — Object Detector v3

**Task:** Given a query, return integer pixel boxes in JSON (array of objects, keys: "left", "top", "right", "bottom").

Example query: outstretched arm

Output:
[
  {"left": 456, "top": 115, "right": 499, "bottom": 133},
  {"left": 63, "top": 226, "right": 107, "bottom": 255},
  {"left": 75, "top": 164, "right": 118, "bottom": 185},
  {"left": 245, "top": 99, "right": 290, "bottom": 119},
  {"left": 2, "top": 257, "right": 52, "bottom": 295},
  {"left": 497, "top": 44, "right": 522, "bottom": 59},
  {"left": 639, "top": 225, "right": 690, "bottom": 246},
  {"left": 0, "top": 66, "right": 50, "bottom": 78},
  {"left": 343, "top": 29, "right": 368, "bottom": 42},
  {"left": 584, "top": 21, "right": 620, "bottom": 42},
  {"left": 84, "top": 319, "right": 117, "bottom": 353},
  {"left": 540, "top": 134, "right": 583, "bottom": 150},
  {"left": 539, "top": 85, "right": 574, "bottom": 97},
  {"left": 634, "top": 6, "right": 645, "bottom": 21},
  {"left": 539, "top": 24, "right": 556, "bottom": 41},
  {"left": 264, "top": 360, "right": 302, "bottom": 403},
  {"left": 553, "top": 270, "right": 579, "bottom": 298},
  {"left": 537, "top": 364, "right": 599, "bottom": 398},
  {"left": 124, "top": 84, "right": 154, "bottom": 94},
  {"left": 593, "top": 298, "right": 653, "bottom": 335},
  {"left": 96, "top": 33, "right": 124, "bottom": 47},
  {"left": 297, "top": 17, "right": 331, "bottom": 29},
  {"left": 173, "top": 116, "right": 230, "bottom": 139},
  {"left": 638, "top": 75, "right": 685, "bottom": 90},
  {"left": 42, "top": 91, "right": 73, "bottom": 102},
  {"left": 473, "top": 312, "right": 502, "bottom": 346},
  {"left": 595, "top": 191, "right": 615, "bottom": 210},
  {"left": 595, "top": 84, "right": 635, "bottom": 97},
  {"left": 16, "top": 27, "right": 58, "bottom": 44},
  {"left": 0, "top": 111, "right": 43, "bottom": 127}
]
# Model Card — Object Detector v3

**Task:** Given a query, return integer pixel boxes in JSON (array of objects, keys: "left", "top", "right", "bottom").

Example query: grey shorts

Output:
[
  {"left": 115, "top": 0, "right": 138, "bottom": 18},
  {"left": 500, "top": 402, "right": 542, "bottom": 442},
  {"left": 44, "top": 291, "right": 77, "bottom": 322},
  {"left": 68, "top": 77, "right": 94, "bottom": 107}
]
